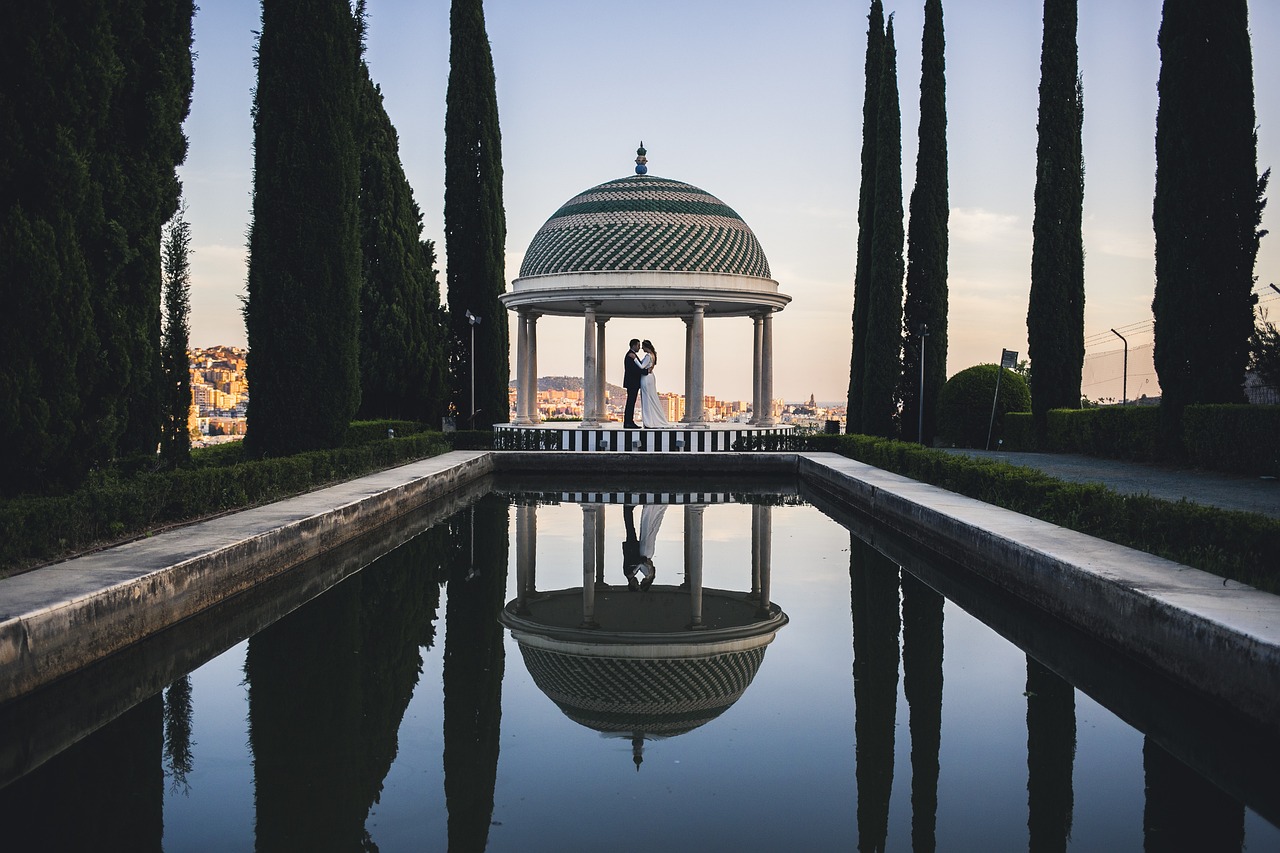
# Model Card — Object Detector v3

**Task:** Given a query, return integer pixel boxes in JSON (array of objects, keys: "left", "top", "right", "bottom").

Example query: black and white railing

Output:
[{"left": 493, "top": 425, "right": 792, "bottom": 453}]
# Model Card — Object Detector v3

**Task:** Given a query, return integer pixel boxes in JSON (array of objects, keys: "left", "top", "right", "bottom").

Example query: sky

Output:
[{"left": 180, "top": 0, "right": 1280, "bottom": 404}]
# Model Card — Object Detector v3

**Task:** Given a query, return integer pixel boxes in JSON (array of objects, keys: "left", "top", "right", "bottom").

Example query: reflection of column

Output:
[
  {"left": 688, "top": 303, "right": 707, "bottom": 425},
  {"left": 594, "top": 502, "right": 606, "bottom": 586},
  {"left": 850, "top": 534, "right": 900, "bottom": 853},
  {"left": 1143, "top": 736, "right": 1244, "bottom": 850},
  {"left": 684, "top": 505, "right": 706, "bottom": 628},
  {"left": 1026, "top": 656, "right": 1075, "bottom": 852},
  {"left": 902, "top": 572, "right": 944, "bottom": 853},
  {"left": 595, "top": 317, "right": 608, "bottom": 422},
  {"left": 527, "top": 311, "right": 541, "bottom": 424},
  {"left": 581, "top": 505, "right": 599, "bottom": 628},
  {"left": 515, "top": 501, "right": 537, "bottom": 613},
  {"left": 750, "top": 314, "right": 764, "bottom": 425},
  {"left": 758, "top": 310, "right": 776, "bottom": 426},
  {"left": 514, "top": 309, "right": 531, "bottom": 424},
  {"left": 757, "top": 504, "right": 772, "bottom": 617},
  {"left": 749, "top": 504, "right": 762, "bottom": 601},
  {"left": 581, "top": 301, "right": 599, "bottom": 427},
  {"left": 681, "top": 317, "right": 693, "bottom": 422}
]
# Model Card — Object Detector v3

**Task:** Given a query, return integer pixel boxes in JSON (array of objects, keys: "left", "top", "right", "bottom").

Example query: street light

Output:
[
  {"left": 1110, "top": 328, "right": 1128, "bottom": 406},
  {"left": 466, "top": 310, "right": 481, "bottom": 427}
]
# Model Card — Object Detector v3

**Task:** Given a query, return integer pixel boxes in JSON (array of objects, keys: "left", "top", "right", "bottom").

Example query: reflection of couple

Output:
[
  {"left": 622, "top": 503, "right": 666, "bottom": 591},
  {"left": 622, "top": 338, "right": 672, "bottom": 429}
]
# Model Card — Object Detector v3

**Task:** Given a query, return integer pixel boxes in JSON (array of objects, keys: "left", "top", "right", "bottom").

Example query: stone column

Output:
[
  {"left": 750, "top": 313, "right": 764, "bottom": 425},
  {"left": 527, "top": 311, "right": 541, "bottom": 424},
  {"left": 758, "top": 310, "right": 777, "bottom": 426},
  {"left": 513, "top": 310, "right": 531, "bottom": 424},
  {"left": 596, "top": 317, "right": 609, "bottom": 422},
  {"left": 688, "top": 303, "right": 707, "bottom": 426},
  {"left": 580, "top": 505, "right": 599, "bottom": 628},
  {"left": 581, "top": 301, "right": 600, "bottom": 427},
  {"left": 684, "top": 504, "right": 706, "bottom": 628},
  {"left": 681, "top": 317, "right": 694, "bottom": 422},
  {"left": 595, "top": 502, "right": 607, "bottom": 586}
]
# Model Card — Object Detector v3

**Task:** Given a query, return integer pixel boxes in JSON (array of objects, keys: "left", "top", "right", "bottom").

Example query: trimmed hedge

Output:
[
  {"left": 0, "top": 429, "right": 452, "bottom": 575},
  {"left": 783, "top": 434, "right": 1280, "bottom": 593},
  {"left": 1183, "top": 405, "right": 1280, "bottom": 476},
  {"left": 1044, "top": 406, "right": 1162, "bottom": 461}
]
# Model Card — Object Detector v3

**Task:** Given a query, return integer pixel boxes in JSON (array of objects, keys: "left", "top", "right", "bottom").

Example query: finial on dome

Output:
[{"left": 635, "top": 142, "right": 648, "bottom": 175}]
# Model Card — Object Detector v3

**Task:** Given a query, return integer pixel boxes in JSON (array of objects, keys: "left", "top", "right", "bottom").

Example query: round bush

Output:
[{"left": 937, "top": 364, "right": 1031, "bottom": 447}]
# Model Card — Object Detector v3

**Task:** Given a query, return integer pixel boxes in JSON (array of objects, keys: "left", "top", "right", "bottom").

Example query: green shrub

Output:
[
  {"left": 1002, "top": 413, "right": 1037, "bottom": 450},
  {"left": 343, "top": 419, "right": 431, "bottom": 446},
  {"left": 1183, "top": 405, "right": 1280, "bottom": 475},
  {"left": 799, "top": 434, "right": 1279, "bottom": 592},
  {"left": 450, "top": 430, "right": 497, "bottom": 450},
  {"left": 936, "top": 364, "right": 1031, "bottom": 448},
  {"left": 1044, "top": 406, "right": 1161, "bottom": 461},
  {"left": 0, "top": 431, "right": 452, "bottom": 575}
]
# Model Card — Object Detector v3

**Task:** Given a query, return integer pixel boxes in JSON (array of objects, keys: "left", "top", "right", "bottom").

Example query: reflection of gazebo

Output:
[
  {"left": 500, "top": 146, "right": 792, "bottom": 431},
  {"left": 501, "top": 496, "right": 786, "bottom": 768}
]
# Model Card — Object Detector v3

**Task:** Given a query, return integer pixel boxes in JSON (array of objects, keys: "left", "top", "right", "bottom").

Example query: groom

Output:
[{"left": 622, "top": 338, "right": 646, "bottom": 428}]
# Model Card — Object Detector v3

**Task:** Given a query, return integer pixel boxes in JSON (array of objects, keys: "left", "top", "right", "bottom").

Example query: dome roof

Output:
[{"left": 518, "top": 175, "right": 772, "bottom": 280}]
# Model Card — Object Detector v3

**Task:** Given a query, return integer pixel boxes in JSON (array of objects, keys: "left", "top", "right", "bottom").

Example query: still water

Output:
[{"left": 2, "top": 479, "right": 1278, "bottom": 851}]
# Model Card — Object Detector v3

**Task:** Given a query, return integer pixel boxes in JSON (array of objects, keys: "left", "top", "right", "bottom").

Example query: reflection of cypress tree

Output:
[
  {"left": 1026, "top": 657, "right": 1076, "bottom": 852},
  {"left": 246, "top": 524, "right": 446, "bottom": 850},
  {"left": 850, "top": 534, "right": 900, "bottom": 852},
  {"left": 443, "top": 496, "right": 510, "bottom": 852},
  {"left": 901, "top": 572, "right": 943, "bottom": 853},
  {"left": 164, "top": 674, "right": 195, "bottom": 792},
  {"left": 0, "top": 693, "right": 164, "bottom": 850},
  {"left": 1143, "top": 737, "right": 1244, "bottom": 851}
]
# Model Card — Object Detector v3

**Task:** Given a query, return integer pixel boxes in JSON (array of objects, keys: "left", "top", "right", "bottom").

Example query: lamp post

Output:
[
  {"left": 466, "top": 310, "right": 481, "bottom": 427},
  {"left": 917, "top": 323, "right": 929, "bottom": 445},
  {"left": 1110, "top": 328, "right": 1128, "bottom": 406}
]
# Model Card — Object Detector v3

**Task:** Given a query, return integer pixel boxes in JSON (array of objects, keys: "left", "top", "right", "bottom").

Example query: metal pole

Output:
[
  {"left": 985, "top": 366, "right": 1003, "bottom": 451},
  {"left": 1110, "top": 328, "right": 1128, "bottom": 406},
  {"left": 918, "top": 324, "right": 928, "bottom": 445},
  {"left": 470, "top": 322, "right": 476, "bottom": 426}
]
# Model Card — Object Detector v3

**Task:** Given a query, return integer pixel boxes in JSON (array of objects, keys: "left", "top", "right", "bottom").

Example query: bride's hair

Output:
[{"left": 642, "top": 340, "right": 656, "bottom": 364}]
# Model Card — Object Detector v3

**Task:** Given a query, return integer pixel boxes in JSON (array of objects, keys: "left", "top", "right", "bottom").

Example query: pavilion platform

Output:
[{"left": 493, "top": 421, "right": 792, "bottom": 453}]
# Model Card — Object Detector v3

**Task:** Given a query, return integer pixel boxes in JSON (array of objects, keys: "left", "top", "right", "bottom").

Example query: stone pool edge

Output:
[{"left": 2, "top": 449, "right": 1277, "bottom": 732}]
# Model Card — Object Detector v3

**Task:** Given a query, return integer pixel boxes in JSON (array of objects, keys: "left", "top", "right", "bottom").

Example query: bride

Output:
[{"left": 637, "top": 339, "right": 672, "bottom": 428}]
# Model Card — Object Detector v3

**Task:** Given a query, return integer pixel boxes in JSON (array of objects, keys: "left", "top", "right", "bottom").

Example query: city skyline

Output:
[{"left": 180, "top": 0, "right": 1280, "bottom": 403}]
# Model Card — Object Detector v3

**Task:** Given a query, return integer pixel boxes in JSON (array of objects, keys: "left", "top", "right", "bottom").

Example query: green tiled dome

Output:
[{"left": 518, "top": 175, "right": 772, "bottom": 280}]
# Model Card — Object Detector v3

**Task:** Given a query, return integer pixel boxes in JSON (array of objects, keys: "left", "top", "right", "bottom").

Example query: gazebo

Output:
[{"left": 499, "top": 146, "right": 792, "bottom": 449}]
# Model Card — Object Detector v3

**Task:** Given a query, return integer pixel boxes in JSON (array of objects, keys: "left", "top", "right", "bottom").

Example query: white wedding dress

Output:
[{"left": 637, "top": 353, "right": 672, "bottom": 428}]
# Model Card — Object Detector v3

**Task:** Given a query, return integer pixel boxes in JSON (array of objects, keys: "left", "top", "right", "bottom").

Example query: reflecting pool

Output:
[{"left": 1, "top": 478, "right": 1277, "bottom": 851}]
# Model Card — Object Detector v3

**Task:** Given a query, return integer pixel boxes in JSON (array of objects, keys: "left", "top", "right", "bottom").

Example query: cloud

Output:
[{"left": 949, "top": 207, "right": 1027, "bottom": 248}]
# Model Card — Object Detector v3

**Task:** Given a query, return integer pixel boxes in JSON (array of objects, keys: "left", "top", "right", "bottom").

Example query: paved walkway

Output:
[{"left": 939, "top": 448, "right": 1280, "bottom": 519}]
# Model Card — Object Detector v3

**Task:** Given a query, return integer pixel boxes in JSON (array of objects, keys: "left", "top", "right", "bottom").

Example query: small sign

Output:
[{"left": 1000, "top": 349, "right": 1018, "bottom": 370}]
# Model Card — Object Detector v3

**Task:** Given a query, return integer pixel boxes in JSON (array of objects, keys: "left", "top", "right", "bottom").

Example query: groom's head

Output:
[{"left": 629, "top": 338, "right": 641, "bottom": 351}]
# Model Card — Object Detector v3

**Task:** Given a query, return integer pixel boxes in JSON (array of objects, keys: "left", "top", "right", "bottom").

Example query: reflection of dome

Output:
[
  {"left": 519, "top": 642, "right": 767, "bottom": 737},
  {"left": 502, "top": 586, "right": 786, "bottom": 741},
  {"left": 518, "top": 175, "right": 772, "bottom": 280}
]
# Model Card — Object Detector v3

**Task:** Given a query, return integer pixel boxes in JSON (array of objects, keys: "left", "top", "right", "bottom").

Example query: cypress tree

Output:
[
  {"left": 1027, "top": 0, "right": 1085, "bottom": 437},
  {"left": 356, "top": 60, "right": 448, "bottom": 424},
  {"left": 900, "top": 0, "right": 949, "bottom": 445},
  {"left": 245, "top": 0, "right": 364, "bottom": 456},
  {"left": 92, "top": 0, "right": 195, "bottom": 460},
  {"left": 847, "top": 0, "right": 886, "bottom": 434},
  {"left": 859, "top": 16, "right": 905, "bottom": 439},
  {"left": 1, "top": 3, "right": 117, "bottom": 493},
  {"left": 444, "top": 0, "right": 509, "bottom": 431},
  {"left": 160, "top": 202, "right": 193, "bottom": 466},
  {"left": 1153, "top": 0, "right": 1268, "bottom": 451}
]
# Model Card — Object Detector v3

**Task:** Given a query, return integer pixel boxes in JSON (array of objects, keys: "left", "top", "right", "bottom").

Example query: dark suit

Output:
[
  {"left": 623, "top": 348, "right": 644, "bottom": 428},
  {"left": 622, "top": 504, "right": 643, "bottom": 589}
]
